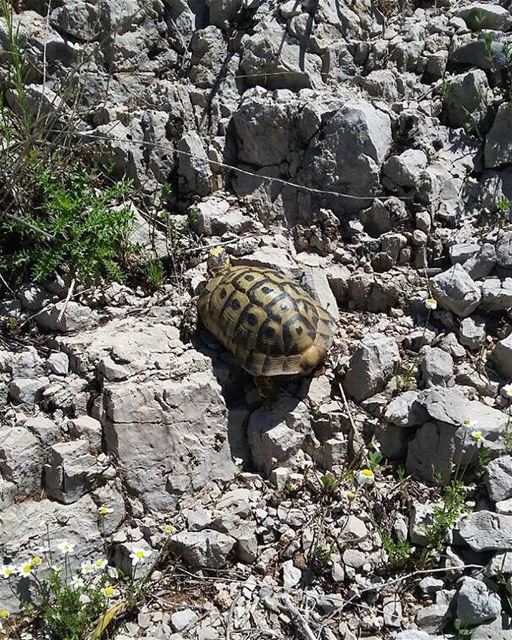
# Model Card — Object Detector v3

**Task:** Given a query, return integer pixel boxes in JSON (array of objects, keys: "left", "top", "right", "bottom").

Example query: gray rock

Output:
[
  {"left": 44, "top": 440, "right": 102, "bottom": 504},
  {"left": 68, "top": 416, "right": 102, "bottom": 450},
  {"left": 9, "top": 377, "right": 49, "bottom": 405},
  {"left": 463, "top": 244, "right": 497, "bottom": 280},
  {"left": 444, "top": 70, "right": 492, "bottom": 132},
  {"left": 407, "top": 387, "right": 509, "bottom": 484},
  {"left": 12, "top": 347, "right": 44, "bottom": 378},
  {"left": 481, "top": 278, "right": 512, "bottom": 311},
  {"left": 171, "top": 609, "right": 198, "bottom": 633},
  {"left": 459, "top": 316, "right": 486, "bottom": 350},
  {"left": 409, "top": 502, "right": 435, "bottom": 546},
  {"left": 415, "top": 603, "right": 449, "bottom": 633},
  {"left": 170, "top": 530, "right": 235, "bottom": 569},
  {"left": 300, "top": 266, "right": 339, "bottom": 321},
  {"left": 360, "top": 70, "right": 399, "bottom": 102},
  {"left": 459, "top": 511, "right": 512, "bottom": 551},
  {"left": 383, "top": 149, "right": 428, "bottom": 189},
  {"left": 492, "top": 333, "right": 512, "bottom": 379},
  {"left": 485, "top": 104, "right": 512, "bottom": 169},
  {"left": 457, "top": 577, "right": 501, "bottom": 625},
  {"left": 206, "top": 0, "right": 242, "bottom": 29},
  {"left": 431, "top": 264, "right": 482, "bottom": 318},
  {"left": 247, "top": 399, "right": 310, "bottom": 475},
  {"left": 24, "top": 416, "right": 60, "bottom": 446},
  {"left": 50, "top": 0, "right": 100, "bottom": 41},
  {"left": 450, "top": 243, "right": 480, "bottom": 265},
  {"left": 393, "top": 632, "right": 435, "bottom": 640},
  {"left": 344, "top": 335, "right": 400, "bottom": 402},
  {"left": 303, "top": 100, "right": 392, "bottom": 211},
  {"left": 0, "top": 495, "right": 105, "bottom": 612},
  {"left": 239, "top": 18, "right": 322, "bottom": 90},
  {"left": 189, "top": 26, "right": 227, "bottom": 88},
  {"left": 421, "top": 347, "right": 454, "bottom": 388},
  {"left": 471, "top": 618, "right": 512, "bottom": 640},
  {"left": 177, "top": 132, "right": 213, "bottom": 196},
  {"left": 0, "top": 426, "right": 42, "bottom": 501},
  {"left": 485, "top": 456, "right": 512, "bottom": 502},
  {"left": 36, "top": 301, "right": 100, "bottom": 333},
  {"left": 456, "top": 3, "right": 512, "bottom": 31},
  {"left": 450, "top": 38, "right": 509, "bottom": 72},
  {"left": 418, "top": 577, "right": 445, "bottom": 597},
  {"left": 496, "top": 231, "right": 512, "bottom": 269},
  {"left": 282, "top": 559, "right": 301, "bottom": 587},
  {"left": 46, "top": 352, "right": 70, "bottom": 376}
]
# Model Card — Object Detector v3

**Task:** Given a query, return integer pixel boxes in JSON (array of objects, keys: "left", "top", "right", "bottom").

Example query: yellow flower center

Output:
[
  {"left": 135, "top": 550, "right": 145, "bottom": 559},
  {"left": 0, "top": 609, "right": 8, "bottom": 619},
  {"left": 361, "top": 469, "right": 374, "bottom": 477},
  {"left": 31, "top": 556, "right": 42, "bottom": 567},
  {"left": 165, "top": 524, "right": 175, "bottom": 534},
  {"left": 21, "top": 563, "right": 32, "bottom": 574},
  {"left": 104, "top": 586, "right": 114, "bottom": 597},
  {"left": 471, "top": 431, "right": 483, "bottom": 441}
]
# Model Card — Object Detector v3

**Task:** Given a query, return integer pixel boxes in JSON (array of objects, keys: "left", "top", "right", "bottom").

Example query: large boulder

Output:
[
  {"left": 431, "top": 264, "right": 481, "bottom": 318},
  {"left": 407, "top": 388, "right": 509, "bottom": 484},
  {"left": 343, "top": 335, "right": 400, "bottom": 402},
  {"left": 485, "top": 104, "right": 512, "bottom": 169}
]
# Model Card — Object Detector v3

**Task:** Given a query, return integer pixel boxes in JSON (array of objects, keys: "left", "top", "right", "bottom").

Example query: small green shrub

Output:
[
  {"left": 425, "top": 480, "right": 467, "bottom": 551},
  {"left": 382, "top": 533, "right": 413, "bottom": 569},
  {"left": 0, "top": 161, "right": 136, "bottom": 284}
]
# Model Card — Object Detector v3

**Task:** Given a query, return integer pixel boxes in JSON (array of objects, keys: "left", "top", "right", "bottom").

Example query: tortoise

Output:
[{"left": 186, "top": 247, "right": 337, "bottom": 395}]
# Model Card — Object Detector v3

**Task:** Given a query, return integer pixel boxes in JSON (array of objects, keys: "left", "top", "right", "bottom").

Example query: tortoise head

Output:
[{"left": 206, "top": 246, "right": 230, "bottom": 275}]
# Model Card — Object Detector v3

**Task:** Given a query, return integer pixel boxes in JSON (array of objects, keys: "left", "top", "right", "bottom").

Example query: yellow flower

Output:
[
  {"left": 346, "top": 491, "right": 356, "bottom": 501},
  {"left": 97, "top": 506, "right": 114, "bottom": 517},
  {"left": 102, "top": 585, "right": 118, "bottom": 598},
  {"left": 30, "top": 556, "right": 42, "bottom": 567},
  {"left": 0, "top": 609, "right": 8, "bottom": 619},
  {"left": 356, "top": 468, "right": 375, "bottom": 486},
  {"left": 18, "top": 562, "right": 33, "bottom": 577},
  {"left": 164, "top": 524, "right": 176, "bottom": 535}
]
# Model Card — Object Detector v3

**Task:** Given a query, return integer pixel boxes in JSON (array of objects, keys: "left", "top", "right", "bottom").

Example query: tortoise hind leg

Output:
[{"left": 254, "top": 376, "right": 279, "bottom": 404}]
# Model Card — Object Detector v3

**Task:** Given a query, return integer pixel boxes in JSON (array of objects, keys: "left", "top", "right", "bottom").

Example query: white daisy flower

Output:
[
  {"left": 356, "top": 469, "right": 375, "bottom": 486},
  {"left": 0, "top": 565, "right": 15, "bottom": 579},
  {"left": 94, "top": 558, "right": 108, "bottom": 571},
  {"left": 462, "top": 417, "right": 477, "bottom": 428},
  {"left": 18, "top": 562, "right": 34, "bottom": 577},
  {"left": 502, "top": 383, "right": 512, "bottom": 399},
  {"left": 425, "top": 297, "right": 438, "bottom": 310},
  {"left": 70, "top": 576, "right": 84, "bottom": 590},
  {"left": 80, "top": 561, "right": 95, "bottom": 576},
  {"left": 129, "top": 548, "right": 152, "bottom": 565},
  {"left": 57, "top": 541, "right": 76, "bottom": 556},
  {"left": 79, "top": 593, "right": 91, "bottom": 605},
  {"left": 97, "top": 505, "right": 114, "bottom": 517}
]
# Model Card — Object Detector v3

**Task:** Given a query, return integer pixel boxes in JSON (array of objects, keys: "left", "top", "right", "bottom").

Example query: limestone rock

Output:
[
  {"left": 431, "top": 264, "right": 481, "bottom": 318},
  {"left": 344, "top": 335, "right": 400, "bottom": 402}
]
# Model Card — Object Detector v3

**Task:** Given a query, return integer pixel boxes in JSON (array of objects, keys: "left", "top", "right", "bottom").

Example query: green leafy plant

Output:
[
  {"left": 320, "top": 472, "right": 338, "bottom": 495},
  {"left": 382, "top": 533, "right": 413, "bottom": 569},
  {"left": 425, "top": 480, "right": 467, "bottom": 551},
  {"left": 1, "top": 162, "right": 135, "bottom": 284},
  {"left": 146, "top": 258, "right": 165, "bottom": 291},
  {"left": 367, "top": 449, "right": 383, "bottom": 473}
]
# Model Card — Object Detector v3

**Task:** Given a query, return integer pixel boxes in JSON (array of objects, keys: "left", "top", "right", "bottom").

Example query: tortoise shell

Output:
[{"left": 197, "top": 264, "right": 336, "bottom": 377}]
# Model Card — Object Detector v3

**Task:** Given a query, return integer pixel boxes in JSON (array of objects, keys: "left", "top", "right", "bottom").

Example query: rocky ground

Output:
[{"left": 1, "top": 0, "right": 512, "bottom": 639}]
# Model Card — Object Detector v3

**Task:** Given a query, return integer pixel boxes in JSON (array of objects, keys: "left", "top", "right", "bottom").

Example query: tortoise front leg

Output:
[
  {"left": 253, "top": 376, "right": 279, "bottom": 404},
  {"left": 180, "top": 296, "right": 199, "bottom": 343}
]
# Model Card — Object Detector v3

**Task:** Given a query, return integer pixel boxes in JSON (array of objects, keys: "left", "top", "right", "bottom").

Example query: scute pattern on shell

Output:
[{"left": 198, "top": 265, "right": 336, "bottom": 377}]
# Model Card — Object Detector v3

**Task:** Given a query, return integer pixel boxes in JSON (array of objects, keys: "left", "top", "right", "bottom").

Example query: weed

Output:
[
  {"left": 146, "top": 258, "right": 165, "bottom": 291},
  {"left": 395, "top": 465, "right": 407, "bottom": 483},
  {"left": 483, "top": 32, "right": 494, "bottom": 66},
  {"left": 466, "top": 8, "right": 486, "bottom": 33},
  {"left": 382, "top": 533, "right": 413, "bottom": 569},
  {"left": 453, "top": 618, "right": 474, "bottom": 639},
  {"left": 0, "top": 161, "right": 136, "bottom": 284},
  {"left": 425, "top": 480, "right": 467, "bottom": 551},
  {"left": 320, "top": 472, "right": 337, "bottom": 495},
  {"left": 367, "top": 449, "right": 383, "bottom": 473},
  {"left": 313, "top": 542, "right": 335, "bottom": 571}
]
